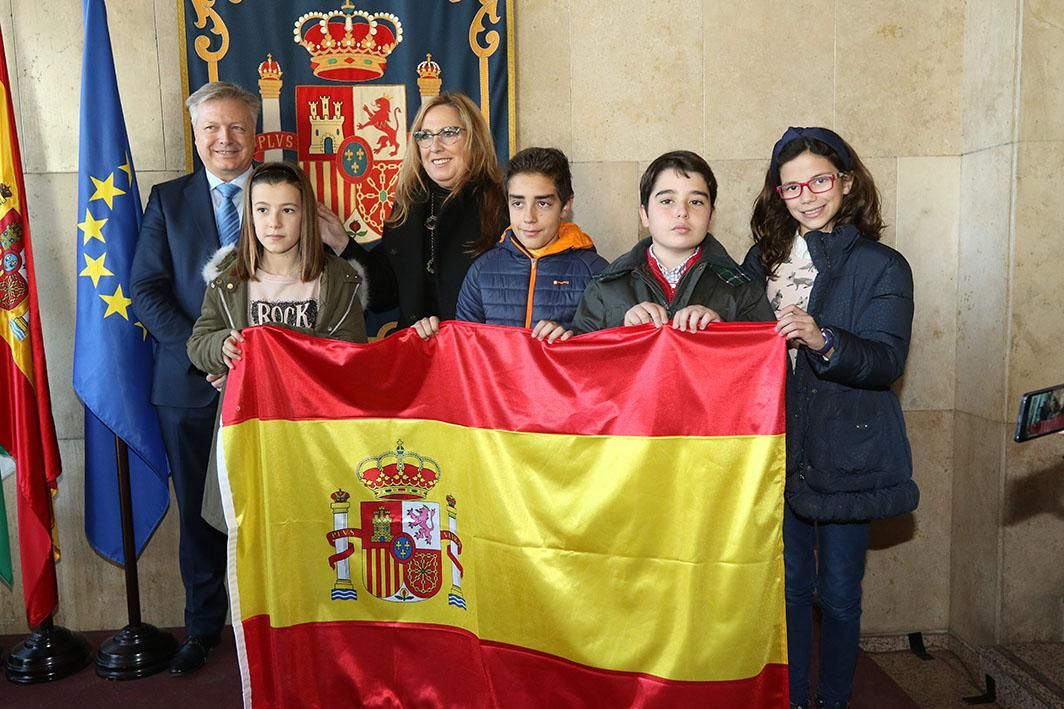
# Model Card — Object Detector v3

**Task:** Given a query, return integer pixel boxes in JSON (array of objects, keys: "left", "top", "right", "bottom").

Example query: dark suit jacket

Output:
[{"left": 131, "top": 169, "right": 222, "bottom": 409}]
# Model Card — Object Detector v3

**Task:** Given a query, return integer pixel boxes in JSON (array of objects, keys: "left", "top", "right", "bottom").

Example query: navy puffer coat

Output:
[
  {"left": 455, "top": 223, "right": 608, "bottom": 329},
  {"left": 743, "top": 224, "right": 919, "bottom": 521}
]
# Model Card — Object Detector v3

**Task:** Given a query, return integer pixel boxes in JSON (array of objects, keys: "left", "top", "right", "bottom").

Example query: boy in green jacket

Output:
[{"left": 571, "top": 151, "right": 774, "bottom": 334}]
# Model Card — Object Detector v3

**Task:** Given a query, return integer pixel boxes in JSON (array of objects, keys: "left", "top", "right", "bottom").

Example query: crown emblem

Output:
[
  {"left": 257, "top": 54, "right": 283, "bottom": 99},
  {"left": 330, "top": 489, "right": 350, "bottom": 503},
  {"left": 356, "top": 440, "right": 439, "bottom": 499},
  {"left": 416, "top": 53, "right": 442, "bottom": 98},
  {"left": 258, "top": 53, "right": 282, "bottom": 80},
  {"left": 293, "top": 1, "right": 403, "bottom": 83}
]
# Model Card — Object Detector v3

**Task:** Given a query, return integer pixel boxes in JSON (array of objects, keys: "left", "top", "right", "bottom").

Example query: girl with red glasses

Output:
[{"left": 743, "top": 127, "right": 918, "bottom": 709}]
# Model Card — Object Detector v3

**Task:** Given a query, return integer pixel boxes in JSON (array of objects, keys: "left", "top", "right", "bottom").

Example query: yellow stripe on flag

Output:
[
  {"left": 225, "top": 417, "right": 786, "bottom": 682},
  {"left": 0, "top": 77, "right": 32, "bottom": 380}
]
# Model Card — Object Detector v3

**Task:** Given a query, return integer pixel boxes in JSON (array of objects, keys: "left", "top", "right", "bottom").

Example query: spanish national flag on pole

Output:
[
  {"left": 219, "top": 322, "right": 788, "bottom": 707},
  {"left": 0, "top": 26, "right": 62, "bottom": 625}
]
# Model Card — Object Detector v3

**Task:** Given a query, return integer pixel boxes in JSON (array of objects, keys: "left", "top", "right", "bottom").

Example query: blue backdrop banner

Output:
[{"left": 179, "top": 0, "right": 514, "bottom": 249}]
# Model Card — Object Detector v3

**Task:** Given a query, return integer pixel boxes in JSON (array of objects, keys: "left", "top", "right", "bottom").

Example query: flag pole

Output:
[{"left": 94, "top": 437, "right": 176, "bottom": 680}]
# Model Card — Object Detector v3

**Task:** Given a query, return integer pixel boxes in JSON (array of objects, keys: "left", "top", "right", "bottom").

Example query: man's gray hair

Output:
[{"left": 186, "top": 81, "right": 261, "bottom": 125}]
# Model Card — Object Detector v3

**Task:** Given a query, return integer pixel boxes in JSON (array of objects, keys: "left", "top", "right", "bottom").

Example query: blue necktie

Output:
[{"left": 215, "top": 182, "right": 242, "bottom": 247}]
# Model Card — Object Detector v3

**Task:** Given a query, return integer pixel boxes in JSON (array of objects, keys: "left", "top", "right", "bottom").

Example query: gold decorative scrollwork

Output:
[
  {"left": 190, "top": 0, "right": 243, "bottom": 82},
  {"left": 468, "top": 0, "right": 501, "bottom": 123}
]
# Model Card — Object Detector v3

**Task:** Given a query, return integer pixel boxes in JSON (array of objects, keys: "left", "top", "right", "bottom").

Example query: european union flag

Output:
[{"left": 74, "top": 0, "right": 169, "bottom": 564}]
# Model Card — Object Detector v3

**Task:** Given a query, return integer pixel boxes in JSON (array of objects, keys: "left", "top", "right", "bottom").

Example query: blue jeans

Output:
[{"left": 783, "top": 504, "right": 871, "bottom": 706}]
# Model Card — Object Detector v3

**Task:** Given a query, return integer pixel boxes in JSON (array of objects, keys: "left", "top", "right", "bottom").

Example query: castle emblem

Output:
[{"left": 326, "top": 441, "right": 465, "bottom": 608}]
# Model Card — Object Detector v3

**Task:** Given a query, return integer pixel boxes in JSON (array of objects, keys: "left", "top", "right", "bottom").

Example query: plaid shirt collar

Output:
[{"left": 648, "top": 244, "right": 702, "bottom": 289}]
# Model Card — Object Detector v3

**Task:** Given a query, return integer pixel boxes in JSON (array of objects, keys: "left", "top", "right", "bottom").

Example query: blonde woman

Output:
[{"left": 329, "top": 92, "right": 506, "bottom": 330}]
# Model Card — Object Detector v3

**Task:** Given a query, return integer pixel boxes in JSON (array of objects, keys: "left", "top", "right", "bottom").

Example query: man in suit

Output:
[{"left": 130, "top": 81, "right": 259, "bottom": 676}]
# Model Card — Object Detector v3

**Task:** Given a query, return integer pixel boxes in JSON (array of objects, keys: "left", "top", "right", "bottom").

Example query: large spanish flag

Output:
[
  {"left": 0, "top": 25, "right": 62, "bottom": 625},
  {"left": 219, "top": 322, "right": 787, "bottom": 707}
]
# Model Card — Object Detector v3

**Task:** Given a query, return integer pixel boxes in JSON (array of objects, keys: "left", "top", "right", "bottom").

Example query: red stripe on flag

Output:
[
  {"left": 222, "top": 323, "right": 786, "bottom": 437},
  {"left": 329, "top": 168, "right": 339, "bottom": 219},
  {"left": 368, "top": 549, "right": 374, "bottom": 597},
  {"left": 241, "top": 616, "right": 788, "bottom": 707}
]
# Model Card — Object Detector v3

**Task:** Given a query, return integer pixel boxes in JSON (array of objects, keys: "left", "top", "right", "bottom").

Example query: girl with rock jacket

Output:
[
  {"left": 743, "top": 127, "right": 917, "bottom": 709},
  {"left": 187, "top": 162, "right": 367, "bottom": 375}
]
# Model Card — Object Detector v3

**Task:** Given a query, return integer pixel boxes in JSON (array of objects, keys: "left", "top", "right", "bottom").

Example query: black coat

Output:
[
  {"left": 742, "top": 224, "right": 918, "bottom": 521},
  {"left": 571, "top": 236, "right": 776, "bottom": 334},
  {"left": 344, "top": 181, "right": 503, "bottom": 328}
]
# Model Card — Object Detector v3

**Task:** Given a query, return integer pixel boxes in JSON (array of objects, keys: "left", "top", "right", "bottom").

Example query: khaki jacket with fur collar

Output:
[{"left": 187, "top": 245, "right": 368, "bottom": 375}]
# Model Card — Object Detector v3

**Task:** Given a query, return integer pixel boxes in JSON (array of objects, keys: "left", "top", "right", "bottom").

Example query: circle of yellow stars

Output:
[{"left": 77, "top": 154, "right": 148, "bottom": 340}]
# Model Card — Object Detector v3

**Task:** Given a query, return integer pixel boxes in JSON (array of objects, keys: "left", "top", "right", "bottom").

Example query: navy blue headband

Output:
[{"left": 770, "top": 126, "right": 853, "bottom": 177}]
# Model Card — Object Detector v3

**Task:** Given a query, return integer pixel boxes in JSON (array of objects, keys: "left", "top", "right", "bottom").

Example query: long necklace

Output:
[{"left": 424, "top": 191, "right": 438, "bottom": 275}]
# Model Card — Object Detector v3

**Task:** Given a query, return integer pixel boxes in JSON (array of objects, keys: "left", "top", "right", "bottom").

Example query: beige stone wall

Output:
[
  {"left": 1001, "top": 0, "right": 1064, "bottom": 644},
  {"left": 951, "top": 0, "right": 1064, "bottom": 645},
  {"left": 0, "top": 0, "right": 1058, "bottom": 646}
]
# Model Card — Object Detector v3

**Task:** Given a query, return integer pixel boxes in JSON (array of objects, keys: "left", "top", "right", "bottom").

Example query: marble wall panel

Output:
[
  {"left": 863, "top": 410, "right": 952, "bottom": 633},
  {"left": 513, "top": 0, "right": 572, "bottom": 156},
  {"left": 703, "top": 1, "right": 833, "bottom": 161},
  {"left": 865, "top": 157, "right": 898, "bottom": 249},
  {"left": 154, "top": 0, "right": 187, "bottom": 172},
  {"left": 570, "top": 161, "right": 641, "bottom": 262},
  {"left": 10, "top": 0, "right": 80, "bottom": 173},
  {"left": 949, "top": 412, "right": 1006, "bottom": 645},
  {"left": 569, "top": 0, "right": 703, "bottom": 163},
  {"left": 962, "top": 0, "right": 1020, "bottom": 152},
  {"left": 1000, "top": 432, "right": 1064, "bottom": 642},
  {"left": 836, "top": 0, "right": 963, "bottom": 157},
  {"left": 894, "top": 157, "right": 959, "bottom": 412},
  {"left": 12, "top": 0, "right": 164, "bottom": 174},
  {"left": 705, "top": 159, "right": 764, "bottom": 264},
  {"left": 1008, "top": 141, "right": 1064, "bottom": 405},
  {"left": 24, "top": 172, "right": 80, "bottom": 441},
  {"left": 1, "top": 0, "right": 21, "bottom": 138},
  {"left": 106, "top": 0, "right": 167, "bottom": 172},
  {"left": 955, "top": 144, "right": 1012, "bottom": 423},
  {"left": 1019, "top": 0, "right": 1064, "bottom": 143}
]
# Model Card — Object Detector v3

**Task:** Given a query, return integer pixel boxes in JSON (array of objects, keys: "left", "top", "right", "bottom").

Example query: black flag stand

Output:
[
  {"left": 6, "top": 474, "right": 93, "bottom": 683},
  {"left": 5, "top": 615, "right": 92, "bottom": 683},
  {"left": 94, "top": 437, "right": 177, "bottom": 679}
]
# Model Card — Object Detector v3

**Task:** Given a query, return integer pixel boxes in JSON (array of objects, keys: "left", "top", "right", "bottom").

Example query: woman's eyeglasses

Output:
[{"left": 413, "top": 126, "right": 463, "bottom": 147}]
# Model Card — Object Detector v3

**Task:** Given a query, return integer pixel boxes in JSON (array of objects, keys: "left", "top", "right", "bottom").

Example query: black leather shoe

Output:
[{"left": 168, "top": 634, "right": 219, "bottom": 676}]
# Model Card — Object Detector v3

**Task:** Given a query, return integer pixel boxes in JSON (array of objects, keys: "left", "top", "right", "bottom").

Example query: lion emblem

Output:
[
  {"left": 406, "top": 504, "right": 437, "bottom": 545},
  {"left": 357, "top": 97, "right": 402, "bottom": 157}
]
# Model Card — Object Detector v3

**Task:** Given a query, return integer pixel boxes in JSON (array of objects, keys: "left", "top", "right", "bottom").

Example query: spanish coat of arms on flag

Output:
[{"left": 217, "top": 322, "right": 789, "bottom": 707}]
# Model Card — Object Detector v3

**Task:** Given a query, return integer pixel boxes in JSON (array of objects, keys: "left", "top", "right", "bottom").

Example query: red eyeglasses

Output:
[{"left": 776, "top": 173, "right": 843, "bottom": 200}]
